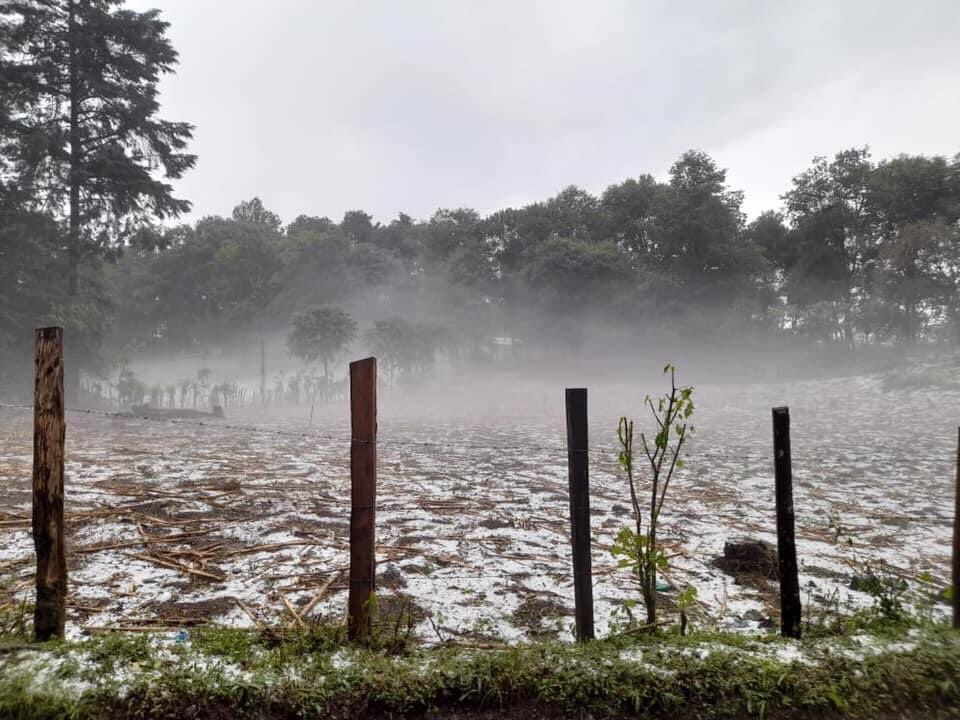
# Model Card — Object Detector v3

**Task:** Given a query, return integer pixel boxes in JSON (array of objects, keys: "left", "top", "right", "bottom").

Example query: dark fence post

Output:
[
  {"left": 566, "top": 388, "right": 594, "bottom": 641},
  {"left": 33, "top": 326, "right": 66, "bottom": 641},
  {"left": 953, "top": 426, "right": 959, "bottom": 630},
  {"left": 348, "top": 357, "right": 377, "bottom": 641},
  {"left": 772, "top": 406, "right": 801, "bottom": 638}
]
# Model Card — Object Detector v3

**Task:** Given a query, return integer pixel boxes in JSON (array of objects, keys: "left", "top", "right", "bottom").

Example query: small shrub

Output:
[{"left": 614, "top": 364, "right": 694, "bottom": 629}]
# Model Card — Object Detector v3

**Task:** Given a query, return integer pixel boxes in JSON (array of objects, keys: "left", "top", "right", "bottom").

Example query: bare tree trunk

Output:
[
  {"left": 905, "top": 292, "right": 920, "bottom": 344},
  {"left": 323, "top": 357, "right": 329, "bottom": 402},
  {"left": 63, "top": 2, "right": 82, "bottom": 408},
  {"left": 68, "top": 0, "right": 81, "bottom": 297},
  {"left": 842, "top": 302, "right": 855, "bottom": 350},
  {"left": 260, "top": 330, "right": 266, "bottom": 407}
]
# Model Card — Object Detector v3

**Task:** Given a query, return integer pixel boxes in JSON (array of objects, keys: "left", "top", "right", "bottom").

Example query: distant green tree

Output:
[
  {"left": 867, "top": 155, "right": 960, "bottom": 342},
  {"left": 112, "top": 203, "right": 292, "bottom": 351},
  {"left": 286, "top": 214, "right": 335, "bottom": 240},
  {"left": 875, "top": 220, "right": 959, "bottom": 342},
  {"left": 215, "top": 209, "right": 283, "bottom": 321},
  {"left": 366, "top": 318, "right": 405, "bottom": 388},
  {"left": 781, "top": 148, "right": 874, "bottom": 345},
  {"left": 341, "top": 210, "right": 376, "bottom": 245},
  {"left": 748, "top": 211, "right": 791, "bottom": 270},
  {"left": 521, "top": 238, "right": 636, "bottom": 310},
  {"left": 232, "top": 197, "right": 282, "bottom": 230},
  {"left": 599, "top": 175, "right": 661, "bottom": 256},
  {"left": 423, "top": 208, "right": 499, "bottom": 296},
  {"left": 515, "top": 238, "right": 636, "bottom": 349},
  {"left": 287, "top": 307, "right": 357, "bottom": 394},
  {"left": 375, "top": 212, "right": 421, "bottom": 266},
  {"left": 868, "top": 154, "right": 960, "bottom": 233},
  {"left": 365, "top": 317, "right": 443, "bottom": 388},
  {"left": 745, "top": 211, "right": 791, "bottom": 328},
  {"left": 656, "top": 150, "right": 767, "bottom": 308},
  {"left": 269, "top": 223, "right": 352, "bottom": 316},
  {"left": 270, "top": 219, "right": 403, "bottom": 320},
  {"left": 486, "top": 205, "right": 555, "bottom": 275},
  {"left": 779, "top": 149, "right": 960, "bottom": 344},
  {"left": 542, "top": 185, "right": 600, "bottom": 242},
  {"left": 352, "top": 244, "right": 401, "bottom": 286},
  {"left": 423, "top": 208, "right": 483, "bottom": 260}
]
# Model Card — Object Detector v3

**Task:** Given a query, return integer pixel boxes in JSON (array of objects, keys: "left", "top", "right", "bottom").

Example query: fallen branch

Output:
[
  {"left": 127, "top": 553, "right": 225, "bottom": 582},
  {"left": 73, "top": 530, "right": 218, "bottom": 555},
  {"left": 83, "top": 626, "right": 186, "bottom": 635},
  {"left": 299, "top": 569, "right": 345, "bottom": 618},
  {"left": 234, "top": 598, "right": 263, "bottom": 629},
  {"left": 222, "top": 540, "right": 318, "bottom": 558},
  {"left": 281, "top": 595, "right": 305, "bottom": 629}
]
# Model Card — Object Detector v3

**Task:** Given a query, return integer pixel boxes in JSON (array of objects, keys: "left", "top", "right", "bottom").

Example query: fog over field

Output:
[
  {"left": 1, "top": 0, "right": 959, "bottom": 652},
  {"left": 2, "top": 363, "right": 957, "bottom": 641}
]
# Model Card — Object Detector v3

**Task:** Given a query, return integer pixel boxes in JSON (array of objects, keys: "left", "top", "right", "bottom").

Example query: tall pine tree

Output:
[{"left": 0, "top": 0, "right": 195, "bottom": 294}]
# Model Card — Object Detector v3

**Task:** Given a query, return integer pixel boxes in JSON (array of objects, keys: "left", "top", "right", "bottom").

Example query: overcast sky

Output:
[{"left": 128, "top": 0, "right": 960, "bottom": 227}]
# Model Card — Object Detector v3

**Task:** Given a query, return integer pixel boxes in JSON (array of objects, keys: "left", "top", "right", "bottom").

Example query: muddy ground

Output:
[{"left": 0, "top": 371, "right": 955, "bottom": 641}]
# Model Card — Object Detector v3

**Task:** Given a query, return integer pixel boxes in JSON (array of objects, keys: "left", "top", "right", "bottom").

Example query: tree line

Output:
[
  {"left": 81, "top": 149, "right": 960, "bottom": 365},
  {"left": 2, "top": 2, "right": 960, "bottom": 396}
]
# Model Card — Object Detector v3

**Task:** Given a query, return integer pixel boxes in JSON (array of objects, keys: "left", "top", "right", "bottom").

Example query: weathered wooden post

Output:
[
  {"left": 33, "top": 327, "right": 67, "bottom": 641},
  {"left": 772, "top": 406, "right": 801, "bottom": 638},
  {"left": 348, "top": 357, "right": 377, "bottom": 641},
  {"left": 953, "top": 427, "right": 959, "bottom": 630},
  {"left": 566, "top": 388, "right": 594, "bottom": 641}
]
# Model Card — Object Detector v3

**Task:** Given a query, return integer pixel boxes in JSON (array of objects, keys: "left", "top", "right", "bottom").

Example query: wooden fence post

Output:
[
  {"left": 348, "top": 357, "right": 377, "bottom": 641},
  {"left": 33, "top": 327, "right": 66, "bottom": 641},
  {"left": 953, "top": 426, "right": 959, "bottom": 630},
  {"left": 566, "top": 388, "right": 594, "bottom": 641},
  {"left": 772, "top": 406, "right": 801, "bottom": 638}
]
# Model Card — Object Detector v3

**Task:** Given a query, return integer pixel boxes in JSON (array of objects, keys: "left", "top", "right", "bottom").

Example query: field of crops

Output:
[{"left": 0, "top": 370, "right": 955, "bottom": 642}]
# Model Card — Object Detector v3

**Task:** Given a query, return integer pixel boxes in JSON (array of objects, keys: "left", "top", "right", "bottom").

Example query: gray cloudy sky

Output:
[{"left": 128, "top": 0, "right": 960, "bottom": 226}]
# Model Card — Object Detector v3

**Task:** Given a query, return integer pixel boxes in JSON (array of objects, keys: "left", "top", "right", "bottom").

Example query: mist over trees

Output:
[
  {"left": 100, "top": 148, "right": 960, "bottom": 360},
  {"left": 5, "top": 144, "right": 960, "bottom": 395},
  {"left": 2, "top": 2, "right": 960, "bottom": 399}
]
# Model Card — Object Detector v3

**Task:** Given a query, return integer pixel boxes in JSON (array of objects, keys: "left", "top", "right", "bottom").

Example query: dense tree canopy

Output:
[
  {"left": 4, "top": 143, "right": 960, "bottom": 397},
  {"left": 0, "top": 0, "right": 194, "bottom": 397},
  {"left": 0, "top": 0, "right": 195, "bottom": 293},
  {"left": 1, "top": 2, "right": 959, "bottom": 396}
]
